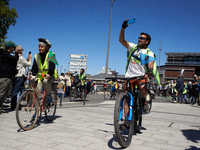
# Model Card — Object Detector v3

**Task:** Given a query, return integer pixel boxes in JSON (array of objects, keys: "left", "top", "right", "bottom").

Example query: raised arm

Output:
[{"left": 119, "top": 20, "right": 129, "bottom": 49}]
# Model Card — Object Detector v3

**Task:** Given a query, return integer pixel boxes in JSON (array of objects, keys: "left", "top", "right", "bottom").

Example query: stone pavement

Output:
[{"left": 0, "top": 100, "right": 200, "bottom": 150}]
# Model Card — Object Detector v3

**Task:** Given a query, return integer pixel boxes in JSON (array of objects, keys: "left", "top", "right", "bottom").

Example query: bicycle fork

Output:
[{"left": 119, "top": 92, "right": 134, "bottom": 121}]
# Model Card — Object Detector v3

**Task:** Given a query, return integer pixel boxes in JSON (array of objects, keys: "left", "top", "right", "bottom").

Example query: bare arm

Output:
[
  {"left": 148, "top": 61, "right": 154, "bottom": 69},
  {"left": 119, "top": 27, "right": 129, "bottom": 49},
  {"left": 119, "top": 19, "right": 130, "bottom": 49}
]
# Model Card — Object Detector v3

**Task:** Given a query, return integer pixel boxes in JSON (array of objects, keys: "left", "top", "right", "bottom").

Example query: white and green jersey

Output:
[{"left": 125, "top": 43, "right": 154, "bottom": 78}]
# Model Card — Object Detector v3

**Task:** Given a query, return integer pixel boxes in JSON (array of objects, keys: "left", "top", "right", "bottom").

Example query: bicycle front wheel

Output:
[
  {"left": 114, "top": 93, "right": 134, "bottom": 148},
  {"left": 45, "top": 91, "right": 57, "bottom": 121},
  {"left": 16, "top": 90, "right": 39, "bottom": 131}
]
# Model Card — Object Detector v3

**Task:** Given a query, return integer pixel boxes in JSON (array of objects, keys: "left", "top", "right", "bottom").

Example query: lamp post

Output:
[
  {"left": 159, "top": 40, "right": 162, "bottom": 83},
  {"left": 105, "top": 0, "right": 116, "bottom": 78},
  {"left": 60, "top": 65, "right": 62, "bottom": 75},
  {"left": 159, "top": 40, "right": 161, "bottom": 72}
]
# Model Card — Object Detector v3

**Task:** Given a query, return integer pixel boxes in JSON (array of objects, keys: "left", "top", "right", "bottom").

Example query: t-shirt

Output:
[
  {"left": 15, "top": 54, "right": 32, "bottom": 77},
  {"left": 125, "top": 43, "right": 154, "bottom": 78}
]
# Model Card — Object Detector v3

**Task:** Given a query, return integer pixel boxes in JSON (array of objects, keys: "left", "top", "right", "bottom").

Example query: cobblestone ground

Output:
[{"left": 0, "top": 99, "right": 200, "bottom": 150}]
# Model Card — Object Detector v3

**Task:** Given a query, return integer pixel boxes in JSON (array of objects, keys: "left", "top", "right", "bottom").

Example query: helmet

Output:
[
  {"left": 38, "top": 38, "right": 51, "bottom": 49},
  {"left": 80, "top": 68, "right": 85, "bottom": 73}
]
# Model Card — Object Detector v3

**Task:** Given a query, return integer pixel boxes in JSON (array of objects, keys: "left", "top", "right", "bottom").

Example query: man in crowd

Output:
[
  {"left": 0, "top": 42, "right": 18, "bottom": 114},
  {"left": 176, "top": 75, "right": 184, "bottom": 104},
  {"left": 64, "top": 72, "right": 71, "bottom": 99},
  {"left": 10, "top": 45, "right": 32, "bottom": 110},
  {"left": 193, "top": 74, "right": 200, "bottom": 105}
]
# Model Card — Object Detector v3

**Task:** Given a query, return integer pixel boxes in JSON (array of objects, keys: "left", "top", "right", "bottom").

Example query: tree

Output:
[{"left": 0, "top": 0, "right": 18, "bottom": 47}]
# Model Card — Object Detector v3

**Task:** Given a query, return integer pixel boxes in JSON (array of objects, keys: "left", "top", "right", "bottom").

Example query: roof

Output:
[{"left": 88, "top": 73, "right": 125, "bottom": 80}]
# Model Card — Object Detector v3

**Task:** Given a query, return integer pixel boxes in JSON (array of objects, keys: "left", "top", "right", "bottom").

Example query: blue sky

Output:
[{"left": 7, "top": 0, "right": 200, "bottom": 75}]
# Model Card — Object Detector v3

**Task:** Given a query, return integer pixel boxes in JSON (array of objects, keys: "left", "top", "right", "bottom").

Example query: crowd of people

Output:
[
  {"left": 0, "top": 38, "right": 199, "bottom": 115},
  {"left": 157, "top": 75, "right": 200, "bottom": 105},
  {"left": 0, "top": 42, "right": 32, "bottom": 114},
  {"left": 0, "top": 39, "right": 99, "bottom": 114}
]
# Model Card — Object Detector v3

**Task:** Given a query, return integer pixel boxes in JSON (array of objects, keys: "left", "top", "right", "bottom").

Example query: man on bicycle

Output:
[
  {"left": 108, "top": 76, "right": 118, "bottom": 98},
  {"left": 119, "top": 19, "right": 160, "bottom": 111},
  {"left": 78, "top": 68, "right": 86, "bottom": 98},
  {"left": 30, "top": 38, "right": 57, "bottom": 103}
]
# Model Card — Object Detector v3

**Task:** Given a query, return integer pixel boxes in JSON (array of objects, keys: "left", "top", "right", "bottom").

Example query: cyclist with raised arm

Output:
[
  {"left": 119, "top": 19, "right": 160, "bottom": 112},
  {"left": 30, "top": 38, "right": 58, "bottom": 104}
]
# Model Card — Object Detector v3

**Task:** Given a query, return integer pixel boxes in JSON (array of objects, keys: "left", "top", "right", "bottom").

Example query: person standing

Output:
[
  {"left": 182, "top": 82, "right": 188, "bottom": 104},
  {"left": 193, "top": 74, "right": 200, "bottom": 105},
  {"left": 57, "top": 74, "right": 65, "bottom": 106},
  {"left": 0, "top": 42, "right": 18, "bottom": 114},
  {"left": 172, "top": 80, "right": 177, "bottom": 103},
  {"left": 176, "top": 75, "right": 184, "bottom": 104},
  {"left": 64, "top": 72, "right": 71, "bottom": 98},
  {"left": 188, "top": 81, "right": 195, "bottom": 104},
  {"left": 11, "top": 45, "right": 32, "bottom": 110}
]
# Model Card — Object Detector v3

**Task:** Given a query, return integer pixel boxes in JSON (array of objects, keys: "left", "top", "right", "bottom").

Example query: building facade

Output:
[{"left": 165, "top": 53, "right": 200, "bottom": 82}]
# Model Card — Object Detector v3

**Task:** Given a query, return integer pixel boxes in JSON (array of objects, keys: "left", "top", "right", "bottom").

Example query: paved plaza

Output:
[{"left": 0, "top": 96, "right": 200, "bottom": 150}]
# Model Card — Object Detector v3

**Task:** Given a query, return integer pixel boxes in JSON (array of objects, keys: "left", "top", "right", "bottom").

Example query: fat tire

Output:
[{"left": 114, "top": 93, "right": 134, "bottom": 148}]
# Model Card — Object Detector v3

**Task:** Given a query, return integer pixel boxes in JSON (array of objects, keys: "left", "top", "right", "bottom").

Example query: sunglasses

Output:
[{"left": 138, "top": 37, "right": 146, "bottom": 40}]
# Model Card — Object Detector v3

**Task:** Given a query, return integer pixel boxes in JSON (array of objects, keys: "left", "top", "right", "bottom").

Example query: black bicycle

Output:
[{"left": 106, "top": 76, "right": 144, "bottom": 148}]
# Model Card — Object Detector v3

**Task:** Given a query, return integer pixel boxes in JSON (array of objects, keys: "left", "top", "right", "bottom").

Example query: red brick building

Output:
[{"left": 164, "top": 53, "right": 200, "bottom": 82}]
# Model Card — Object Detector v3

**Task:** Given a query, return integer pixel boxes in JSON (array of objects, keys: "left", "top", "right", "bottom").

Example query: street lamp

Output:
[
  {"left": 105, "top": 0, "right": 116, "bottom": 78},
  {"left": 159, "top": 40, "right": 161, "bottom": 72}
]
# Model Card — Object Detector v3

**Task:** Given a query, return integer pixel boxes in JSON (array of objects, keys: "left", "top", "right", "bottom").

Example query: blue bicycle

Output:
[{"left": 112, "top": 77, "right": 143, "bottom": 148}]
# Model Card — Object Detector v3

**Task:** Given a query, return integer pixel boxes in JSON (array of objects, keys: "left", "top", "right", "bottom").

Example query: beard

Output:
[{"left": 138, "top": 43, "right": 146, "bottom": 49}]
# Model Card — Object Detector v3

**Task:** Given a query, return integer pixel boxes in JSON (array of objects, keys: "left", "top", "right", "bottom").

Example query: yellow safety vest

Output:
[{"left": 34, "top": 52, "right": 58, "bottom": 83}]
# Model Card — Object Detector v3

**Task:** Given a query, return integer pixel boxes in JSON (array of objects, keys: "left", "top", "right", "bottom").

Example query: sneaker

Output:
[{"left": 31, "top": 114, "right": 36, "bottom": 121}]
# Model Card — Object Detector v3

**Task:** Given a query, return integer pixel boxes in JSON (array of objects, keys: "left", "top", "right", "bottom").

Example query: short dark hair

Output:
[
  {"left": 140, "top": 32, "right": 151, "bottom": 46},
  {"left": 61, "top": 73, "right": 64, "bottom": 76}
]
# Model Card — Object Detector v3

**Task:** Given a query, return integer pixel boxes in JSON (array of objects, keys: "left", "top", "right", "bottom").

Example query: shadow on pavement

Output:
[
  {"left": 185, "top": 146, "right": 200, "bottom": 150},
  {"left": 181, "top": 129, "right": 200, "bottom": 150},
  {"left": 17, "top": 115, "right": 62, "bottom": 132},
  {"left": 181, "top": 129, "right": 200, "bottom": 143},
  {"left": 107, "top": 134, "right": 123, "bottom": 149}
]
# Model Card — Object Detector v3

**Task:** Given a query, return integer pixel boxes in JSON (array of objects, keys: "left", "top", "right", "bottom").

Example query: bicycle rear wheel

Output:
[
  {"left": 16, "top": 90, "right": 39, "bottom": 131},
  {"left": 45, "top": 91, "right": 57, "bottom": 121},
  {"left": 104, "top": 90, "right": 111, "bottom": 100},
  {"left": 146, "top": 98, "right": 152, "bottom": 114},
  {"left": 114, "top": 93, "right": 134, "bottom": 148},
  {"left": 134, "top": 94, "right": 142, "bottom": 133}
]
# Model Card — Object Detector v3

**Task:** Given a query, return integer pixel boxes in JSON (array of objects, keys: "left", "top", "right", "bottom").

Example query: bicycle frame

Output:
[
  {"left": 106, "top": 76, "right": 143, "bottom": 121},
  {"left": 119, "top": 91, "right": 134, "bottom": 121}
]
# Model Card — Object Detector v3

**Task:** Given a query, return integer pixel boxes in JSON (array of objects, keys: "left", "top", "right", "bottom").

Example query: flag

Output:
[
  {"left": 140, "top": 53, "right": 156, "bottom": 65},
  {"left": 47, "top": 50, "right": 59, "bottom": 66},
  {"left": 180, "top": 69, "right": 185, "bottom": 76}
]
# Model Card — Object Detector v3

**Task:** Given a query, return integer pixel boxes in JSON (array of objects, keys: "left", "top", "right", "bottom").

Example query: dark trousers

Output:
[
  {"left": 195, "top": 92, "right": 199, "bottom": 105},
  {"left": 11, "top": 77, "right": 24, "bottom": 109},
  {"left": 178, "top": 90, "right": 183, "bottom": 103},
  {"left": 80, "top": 85, "right": 86, "bottom": 97},
  {"left": 64, "top": 86, "right": 70, "bottom": 98},
  {"left": 0, "top": 78, "right": 12, "bottom": 109}
]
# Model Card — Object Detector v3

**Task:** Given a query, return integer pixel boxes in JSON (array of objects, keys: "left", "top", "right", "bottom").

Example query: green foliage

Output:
[{"left": 0, "top": 0, "right": 18, "bottom": 47}]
